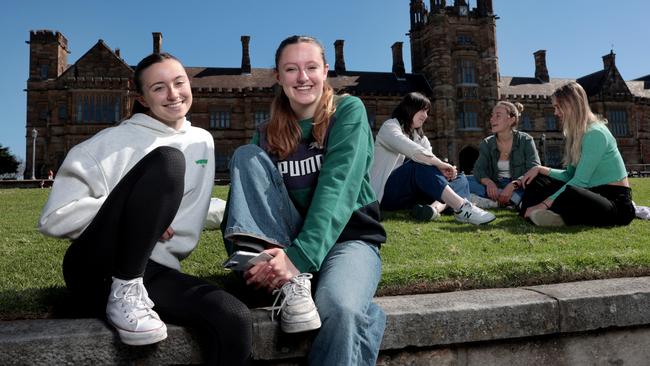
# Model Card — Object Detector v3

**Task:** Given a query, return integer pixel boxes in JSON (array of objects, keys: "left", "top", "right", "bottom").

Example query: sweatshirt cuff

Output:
[{"left": 285, "top": 240, "right": 317, "bottom": 273}]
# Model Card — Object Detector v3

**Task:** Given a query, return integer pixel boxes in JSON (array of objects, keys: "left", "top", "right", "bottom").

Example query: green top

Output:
[
  {"left": 548, "top": 122, "right": 627, "bottom": 200},
  {"left": 254, "top": 95, "right": 385, "bottom": 272}
]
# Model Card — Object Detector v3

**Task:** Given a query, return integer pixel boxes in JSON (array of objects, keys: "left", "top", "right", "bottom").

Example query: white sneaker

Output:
[
  {"left": 469, "top": 193, "right": 499, "bottom": 209},
  {"left": 455, "top": 200, "right": 496, "bottom": 225},
  {"left": 530, "top": 209, "right": 565, "bottom": 227},
  {"left": 106, "top": 277, "right": 167, "bottom": 346},
  {"left": 271, "top": 273, "right": 321, "bottom": 333}
]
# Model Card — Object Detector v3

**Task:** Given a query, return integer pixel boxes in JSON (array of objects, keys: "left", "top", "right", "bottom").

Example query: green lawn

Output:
[{"left": 1, "top": 180, "right": 649, "bottom": 320}]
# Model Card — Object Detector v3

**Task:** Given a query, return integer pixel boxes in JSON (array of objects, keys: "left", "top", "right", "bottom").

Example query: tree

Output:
[{"left": 0, "top": 144, "right": 20, "bottom": 177}]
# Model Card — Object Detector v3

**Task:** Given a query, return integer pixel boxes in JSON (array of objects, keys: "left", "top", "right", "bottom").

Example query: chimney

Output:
[
  {"left": 603, "top": 50, "right": 615, "bottom": 70},
  {"left": 534, "top": 50, "right": 549, "bottom": 83},
  {"left": 152, "top": 32, "right": 162, "bottom": 54},
  {"left": 391, "top": 42, "right": 406, "bottom": 79},
  {"left": 241, "top": 35, "right": 251, "bottom": 74},
  {"left": 477, "top": 0, "right": 493, "bottom": 16},
  {"left": 334, "top": 40, "right": 346, "bottom": 74}
]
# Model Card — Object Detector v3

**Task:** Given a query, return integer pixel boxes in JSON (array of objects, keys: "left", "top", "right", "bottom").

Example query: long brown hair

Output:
[
  {"left": 266, "top": 35, "right": 336, "bottom": 159},
  {"left": 552, "top": 81, "right": 600, "bottom": 166}
]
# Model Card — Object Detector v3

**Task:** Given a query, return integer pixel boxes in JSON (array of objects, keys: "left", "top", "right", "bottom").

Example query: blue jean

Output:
[
  {"left": 380, "top": 160, "right": 470, "bottom": 211},
  {"left": 224, "top": 144, "right": 386, "bottom": 365},
  {"left": 467, "top": 175, "right": 523, "bottom": 205}
]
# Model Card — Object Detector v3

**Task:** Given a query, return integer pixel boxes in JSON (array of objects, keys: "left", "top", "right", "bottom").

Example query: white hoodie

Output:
[
  {"left": 370, "top": 118, "right": 435, "bottom": 202},
  {"left": 38, "top": 113, "right": 215, "bottom": 270}
]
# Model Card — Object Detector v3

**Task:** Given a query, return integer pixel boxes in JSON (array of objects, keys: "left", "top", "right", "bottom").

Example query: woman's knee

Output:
[
  {"left": 143, "top": 146, "right": 186, "bottom": 186},
  {"left": 230, "top": 144, "right": 265, "bottom": 167}
]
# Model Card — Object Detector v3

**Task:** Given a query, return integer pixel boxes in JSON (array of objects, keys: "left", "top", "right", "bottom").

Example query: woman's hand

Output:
[
  {"left": 440, "top": 163, "right": 457, "bottom": 181},
  {"left": 522, "top": 166, "right": 547, "bottom": 187},
  {"left": 244, "top": 248, "right": 299, "bottom": 292},
  {"left": 484, "top": 180, "right": 499, "bottom": 201},
  {"left": 159, "top": 227, "right": 174, "bottom": 241},
  {"left": 497, "top": 183, "right": 515, "bottom": 205}
]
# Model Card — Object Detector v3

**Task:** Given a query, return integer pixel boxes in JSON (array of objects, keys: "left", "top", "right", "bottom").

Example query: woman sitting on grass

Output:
[
  {"left": 467, "top": 101, "right": 540, "bottom": 209},
  {"left": 370, "top": 92, "right": 495, "bottom": 225},
  {"left": 520, "top": 81, "right": 635, "bottom": 227},
  {"left": 38, "top": 53, "right": 252, "bottom": 365}
]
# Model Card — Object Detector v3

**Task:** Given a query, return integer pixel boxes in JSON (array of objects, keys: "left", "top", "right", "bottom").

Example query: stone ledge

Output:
[
  {"left": 0, "top": 276, "right": 648, "bottom": 365},
  {"left": 524, "top": 276, "right": 650, "bottom": 332}
]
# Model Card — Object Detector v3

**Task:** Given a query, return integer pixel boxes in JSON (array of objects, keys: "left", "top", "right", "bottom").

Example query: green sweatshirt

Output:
[
  {"left": 254, "top": 95, "right": 385, "bottom": 273},
  {"left": 548, "top": 122, "right": 627, "bottom": 200}
]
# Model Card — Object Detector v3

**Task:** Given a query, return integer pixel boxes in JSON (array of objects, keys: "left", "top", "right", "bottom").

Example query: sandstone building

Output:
[{"left": 25, "top": 0, "right": 650, "bottom": 178}]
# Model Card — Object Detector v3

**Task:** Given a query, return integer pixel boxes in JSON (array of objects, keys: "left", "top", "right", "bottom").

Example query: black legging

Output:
[
  {"left": 62, "top": 146, "right": 252, "bottom": 365},
  {"left": 520, "top": 175, "right": 635, "bottom": 226}
]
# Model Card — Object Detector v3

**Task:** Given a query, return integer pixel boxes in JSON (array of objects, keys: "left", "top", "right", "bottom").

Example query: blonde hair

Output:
[
  {"left": 494, "top": 101, "right": 524, "bottom": 129},
  {"left": 552, "top": 81, "right": 600, "bottom": 166},
  {"left": 266, "top": 36, "right": 336, "bottom": 159}
]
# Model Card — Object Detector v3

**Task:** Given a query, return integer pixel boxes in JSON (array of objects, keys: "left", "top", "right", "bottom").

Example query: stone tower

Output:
[
  {"left": 27, "top": 30, "right": 70, "bottom": 81},
  {"left": 408, "top": 0, "right": 499, "bottom": 173}
]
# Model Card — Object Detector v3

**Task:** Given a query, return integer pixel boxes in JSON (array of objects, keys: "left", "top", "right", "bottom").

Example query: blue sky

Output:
[{"left": 2, "top": 0, "right": 649, "bottom": 161}]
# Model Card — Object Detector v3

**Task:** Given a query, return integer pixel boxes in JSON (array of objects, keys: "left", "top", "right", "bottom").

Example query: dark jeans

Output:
[
  {"left": 380, "top": 160, "right": 469, "bottom": 211},
  {"left": 521, "top": 175, "right": 635, "bottom": 226},
  {"left": 62, "top": 146, "right": 251, "bottom": 365}
]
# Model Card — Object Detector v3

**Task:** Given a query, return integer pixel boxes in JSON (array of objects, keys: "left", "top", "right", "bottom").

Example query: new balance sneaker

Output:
[
  {"left": 530, "top": 209, "right": 565, "bottom": 227},
  {"left": 411, "top": 204, "right": 441, "bottom": 221},
  {"left": 469, "top": 193, "right": 499, "bottom": 209},
  {"left": 106, "top": 277, "right": 167, "bottom": 346},
  {"left": 454, "top": 200, "right": 496, "bottom": 225},
  {"left": 271, "top": 273, "right": 321, "bottom": 333}
]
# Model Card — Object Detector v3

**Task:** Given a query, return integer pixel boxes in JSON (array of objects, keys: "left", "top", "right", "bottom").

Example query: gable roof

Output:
[
  {"left": 500, "top": 59, "right": 647, "bottom": 100},
  {"left": 59, "top": 40, "right": 132, "bottom": 80}
]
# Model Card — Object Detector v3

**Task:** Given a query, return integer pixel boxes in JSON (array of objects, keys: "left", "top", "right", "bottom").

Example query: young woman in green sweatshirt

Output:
[{"left": 521, "top": 81, "right": 635, "bottom": 227}]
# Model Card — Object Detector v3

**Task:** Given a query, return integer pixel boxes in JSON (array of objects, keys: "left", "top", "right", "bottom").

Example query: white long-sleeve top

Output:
[
  {"left": 38, "top": 113, "right": 215, "bottom": 270},
  {"left": 370, "top": 118, "right": 436, "bottom": 202}
]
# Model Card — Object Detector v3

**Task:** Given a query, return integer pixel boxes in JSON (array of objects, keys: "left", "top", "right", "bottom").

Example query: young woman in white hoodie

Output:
[{"left": 38, "top": 53, "right": 252, "bottom": 365}]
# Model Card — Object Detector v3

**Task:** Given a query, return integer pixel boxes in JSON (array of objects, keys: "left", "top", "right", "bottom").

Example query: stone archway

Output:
[{"left": 459, "top": 146, "right": 479, "bottom": 175}]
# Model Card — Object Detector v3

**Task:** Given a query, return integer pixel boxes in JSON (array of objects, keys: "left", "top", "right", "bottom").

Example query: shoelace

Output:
[
  {"left": 114, "top": 281, "right": 156, "bottom": 324},
  {"left": 269, "top": 274, "right": 312, "bottom": 322}
]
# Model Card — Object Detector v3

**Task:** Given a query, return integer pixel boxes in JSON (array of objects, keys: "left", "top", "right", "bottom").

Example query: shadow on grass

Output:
[
  {"left": 0, "top": 286, "right": 71, "bottom": 321},
  {"left": 382, "top": 208, "right": 596, "bottom": 235},
  {"left": 377, "top": 266, "right": 650, "bottom": 297}
]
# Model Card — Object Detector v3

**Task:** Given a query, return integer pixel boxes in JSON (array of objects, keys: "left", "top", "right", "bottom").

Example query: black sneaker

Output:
[{"left": 411, "top": 204, "right": 440, "bottom": 221}]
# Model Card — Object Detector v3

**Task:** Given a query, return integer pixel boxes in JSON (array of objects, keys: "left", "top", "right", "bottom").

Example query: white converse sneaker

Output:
[
  {"left": 271, "top": 273, "right": 321, "bottom": 333},
  {"left": 455, "top": 200, "right": 496, "bottom": 225},
  {"left": 469, "top": 193, "right": 499, "bottom": 209},
  {"left": 106, "top": 277, "right": 167, "bottom": 346}
]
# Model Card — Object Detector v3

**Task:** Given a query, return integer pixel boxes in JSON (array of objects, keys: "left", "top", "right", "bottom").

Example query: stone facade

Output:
[{"left": 24, "top": 1, "right": 650, "bottom": 178}]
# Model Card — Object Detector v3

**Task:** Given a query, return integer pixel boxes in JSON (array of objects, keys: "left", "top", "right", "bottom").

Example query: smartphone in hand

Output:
[{"left": 222, "top": 251, "right": 273, "bottom": 271}]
